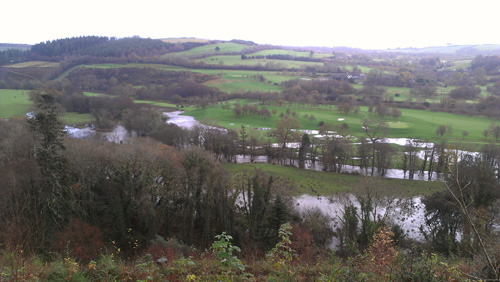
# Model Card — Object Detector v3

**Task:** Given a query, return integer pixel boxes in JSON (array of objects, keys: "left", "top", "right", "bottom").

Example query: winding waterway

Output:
[
  {"left": 65, "top": 111, "right": 439, "bottom": 243},
  {"left": 65, "top": 111, "right": 448, "bottom": 181}
]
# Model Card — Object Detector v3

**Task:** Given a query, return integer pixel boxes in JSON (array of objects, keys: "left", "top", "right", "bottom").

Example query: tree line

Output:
[
  {"left": 0, "top": 92, "right": 307, "bottom": 260},
  {"left": 241, "top": 53, "right": 324, "bottom": 62},
  {"left": 3, "top": 91, "right": 500, "bottom": 279}
]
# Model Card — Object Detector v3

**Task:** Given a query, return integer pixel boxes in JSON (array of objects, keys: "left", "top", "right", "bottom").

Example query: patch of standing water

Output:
[
  {"left": 382, "top": 138, "right": 434, "bottom": 147},
  {"left": 299, "top": 129, "right": 319, "bottom": 135},
  {"left": 271, "top": 142, "right": 302, "bottom": 149},
  {"left": 235, "top": 154, "right": 269, "bottom": 163},
  {"left": 235, "top": 154, "right": 439, "bottom": 181},
  {"left": 295, "top": 194, "right": 426, "bottom": 247},
  {"left": 65, "top": 125, "right": 96, "bottom": 139},
  {"left": 63, "top": 125, "right": 135, "bottom": 143},
  {"left": 416, "top": 148, "right": 480, "bottom": 162},
  {"left": 163, "top": 111, "right": 202, "bottom": 129},
  {"left": 104, "top": 125, "right": 136, "bottom": 143},
  {"left": 60, "top": 111, "right": 461, "bottom": 181}
]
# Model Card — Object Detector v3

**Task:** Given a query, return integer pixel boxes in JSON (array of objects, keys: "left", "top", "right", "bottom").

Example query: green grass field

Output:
[
  {"left": 247, "top": 49, "right": 332, "bottom": 59},
  {"left": 83, "top": 91, "right": 111, "bottom": 97},
  {"left": 162, "top": 42, "right": 249, "bottom": 58},
  {"left": 63, "top": 64, "right": 302, "bottom": 93},
  {"left": 197, "top": 55, "right": 324, "bottom": 69},
  {"left": 205, "top": 74, "right": 284, "bottom": 93},
  {"left": 0, "top": 89, "right": 32, "bottom": 118},
  {"left": 81, "top": 63, "right": 186, "bottom": 70},
  {"left": 344, "top": 65, "right": 377, "bottom": 73},
  {"left": 134, "top": 100, "right": 178, "bottom": 108},
  {"left": 189, "top": 69, "right": 303, "bottom": 92},
  {"left": 56, "top": 64, "right": 187, "bottom": 80},
  {"left": 184, "top": 99, "right": 497, "bottom": 145},
  {"left": 0, "top": 89, "right": 95, "bottom": 124},
  {"left": 223, "top": 163, "right": 445, "bottom": 197},
  {"left": 479, "top": 84, "right": 492, "bottom": 98},
  {"left": 385, "top": 86, "right": 441, "bottom": 103},
  {"left": 446, "top": 59, "right": 471, "bottom": 70},
  {"left": 59, "top": 113, "right": 95, "bottom": 125}
]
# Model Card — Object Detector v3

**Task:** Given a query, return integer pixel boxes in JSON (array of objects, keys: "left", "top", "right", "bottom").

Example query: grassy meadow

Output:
[
  {"left": 247, "top": 49, "right": 332, "bottom": 58},
  {"left": 445, "top": 59, "right": 471, "bottom": 70},
  {"left": 385, "top": 86, "right": 443, "bottom": 103},
  {"left": 184, "top": 99, "right": 498, "bottom": 145},
  {"left": 83, "top": 91, "right": 112, "bottom": 97},
  {"left": 134, "top": 100, "right": 178, "bottom": 109},
  {"left": 59, "top": 113, "right": 95, "bottom": 125},
  {"left": 24, "top": 49, "right": 499, "bottom": 147},
  {"left": 68, "top": 64, "right": 303, "bottom": 92},
  {"left": 206, "top": 78, "right": 283, "bottom": 92},
  {"left": 81, "top": 63, "right": 186, "bottom": 70},
  {"left": 0, "top": 89, "right": 95, "bottom": 125},
  {"left": 162, "top": 42, "right": 249, "bottom": 58},
  {"left": 0, "top": 89, "right": 32, "bottom": 118},
  {"left": 197, "top": 55, "right": 325, "bottom": 69},
  {"left": 223, "top": 163, "right": 445, "bottom": 197}
]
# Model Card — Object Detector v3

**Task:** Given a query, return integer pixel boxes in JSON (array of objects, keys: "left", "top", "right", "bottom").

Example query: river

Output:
[
  {"left": 65, "top": 111, "right": 436, "bottom": 244},
  {"left": 65, "top": 111, "right": 446, "bottom": 181}
]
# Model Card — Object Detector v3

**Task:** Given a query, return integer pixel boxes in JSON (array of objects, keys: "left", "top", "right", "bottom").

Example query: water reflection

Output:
[
  {"left": 65, "top": 125, "right": 96, "bottom": 139},
  {"left": 65, "top": 125, "right": 135, "bottom": 144},
  {"left": 163, "top": 111, "right": 200, "bottom": 129},
  {"left": 295, "top": 194, "right": 426, "bottom": 243},
  {"left": 235, "top": 154, "right": 439, "bottom": 181},
  {"left": 64, "top": 111, "right": 461, "bottom": 181}
]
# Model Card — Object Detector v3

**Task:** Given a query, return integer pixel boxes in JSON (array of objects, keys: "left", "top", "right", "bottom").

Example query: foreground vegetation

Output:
[
  {"left": 0, "top": 226, "right": 464, "bottom": 281},
  {"left": 2, "top": 91, "right": 499, "bottom": 281},
  {"left": 2, "top": 35, "right": 500, "bottom": 280}
]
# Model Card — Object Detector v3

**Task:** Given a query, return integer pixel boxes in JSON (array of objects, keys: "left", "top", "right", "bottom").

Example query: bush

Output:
[{"left": 51, "top": 219, "right": 104, "bottom": 262}]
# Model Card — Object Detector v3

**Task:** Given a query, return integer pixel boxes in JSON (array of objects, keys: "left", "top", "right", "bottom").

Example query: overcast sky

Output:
[{"left": 2, "top": 0, "right": 498, "bottom": 50}]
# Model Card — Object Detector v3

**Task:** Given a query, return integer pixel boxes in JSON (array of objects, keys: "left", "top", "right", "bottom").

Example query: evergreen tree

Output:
[{"left": 27, "top": 90, "right": 72, "bottom": 229}]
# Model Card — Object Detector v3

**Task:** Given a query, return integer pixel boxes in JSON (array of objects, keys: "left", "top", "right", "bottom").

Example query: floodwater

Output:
[
  {"left": 235, "top": 154, "right": 438, "bottom": 181},
  {"left": 295, "top": 194, "right": 426, "bottom": 244},
  {"left": 65, "top": 125, "right": 135, "bottom": 143},
  {"left": 64, "top": 111, "right": 437, "bottom": 245},
  {"left": 65, "top": 111, "right": 455, "bottom": 181},
  {"left": 163, "top": 111, "right": 200, "bottom": 129},
  {"left": 65, "top": 125, "right": 96, "bottom": 139}
]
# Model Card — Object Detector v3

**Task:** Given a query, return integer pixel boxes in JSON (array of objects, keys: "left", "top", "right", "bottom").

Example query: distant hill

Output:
[
  {"left": 387, "top": 44, "right": 500, "bottom": 55},
  {"left": 161, "top": 38, "right": 211, "bottom": 44},
  {"left": 0, "top": 43, "right": 31, "bottom": 52}
]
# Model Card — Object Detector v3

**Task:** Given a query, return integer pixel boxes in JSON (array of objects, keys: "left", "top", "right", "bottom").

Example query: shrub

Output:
[{"left": 51, "top": 219, "right": 104, "bottom": 262}]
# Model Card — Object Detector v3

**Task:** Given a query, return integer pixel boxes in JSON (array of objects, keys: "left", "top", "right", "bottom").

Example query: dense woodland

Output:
[{"left": 1, "top": 36, "right": 500, "bottom": 281}]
